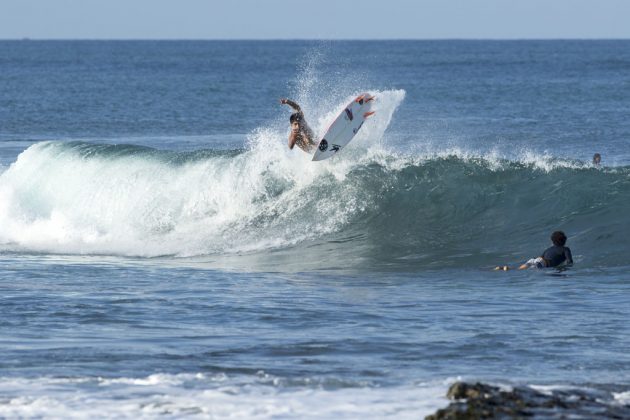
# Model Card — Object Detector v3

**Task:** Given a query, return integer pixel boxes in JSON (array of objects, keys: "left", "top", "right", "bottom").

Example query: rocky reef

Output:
[{"left": 426, "top": 381, "right": 630, "bottom": 419}]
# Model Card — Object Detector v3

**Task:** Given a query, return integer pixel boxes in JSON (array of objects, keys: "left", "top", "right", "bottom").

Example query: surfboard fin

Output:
[
  {"left": 363, "top": 111, "right": 376, "bottom": 118},
  {"left": 355, "top": 94, "right": 375, "bottom": 105}
]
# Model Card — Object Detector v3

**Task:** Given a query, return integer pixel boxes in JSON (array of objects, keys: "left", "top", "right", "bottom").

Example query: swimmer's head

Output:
[{"left": 551, "top": 231, "right": 567, "bottom": 247}]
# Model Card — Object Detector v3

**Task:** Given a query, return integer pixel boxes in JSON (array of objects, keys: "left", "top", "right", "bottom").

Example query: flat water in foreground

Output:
[{"left": 2, "top": 255, "right": 629, "bottom": 417}]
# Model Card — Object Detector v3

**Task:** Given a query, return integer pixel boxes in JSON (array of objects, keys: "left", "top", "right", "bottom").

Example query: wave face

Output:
[{"left": 1, "top": 89, "right": 628, "bottom": 269}]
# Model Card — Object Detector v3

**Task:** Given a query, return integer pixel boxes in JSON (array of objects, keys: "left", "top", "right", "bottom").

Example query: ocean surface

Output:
[{"left": 1, "top": 40, "right": 630, "bottom": 418}]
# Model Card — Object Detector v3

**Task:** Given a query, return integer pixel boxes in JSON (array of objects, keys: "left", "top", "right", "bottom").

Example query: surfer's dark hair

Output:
[
  {"left": 551, "top": 231, "right": 567, "bottom": 246},
  {"left": 289, "top": 112, "right": 302, "bottom": 123}
]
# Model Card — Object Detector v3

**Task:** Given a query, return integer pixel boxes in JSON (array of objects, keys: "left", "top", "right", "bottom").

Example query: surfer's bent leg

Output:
[{"left": 518, "top": 257, "right": 545, "bottom": 270}]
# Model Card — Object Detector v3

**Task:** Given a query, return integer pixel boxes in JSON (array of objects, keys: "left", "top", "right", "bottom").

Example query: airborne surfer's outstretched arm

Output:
[{"left": 280, "top": 98, "right": 301, "bottom": 112}]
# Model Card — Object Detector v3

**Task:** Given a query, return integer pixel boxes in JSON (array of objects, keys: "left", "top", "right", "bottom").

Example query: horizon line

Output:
[{"left": 2, "top": 37, "right": 630, "bottom": 42}]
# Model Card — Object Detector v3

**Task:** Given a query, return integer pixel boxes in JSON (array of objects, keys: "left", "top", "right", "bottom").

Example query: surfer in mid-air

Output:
[{"left": 280, "top": 98, "right": 317, "bottom": 153}]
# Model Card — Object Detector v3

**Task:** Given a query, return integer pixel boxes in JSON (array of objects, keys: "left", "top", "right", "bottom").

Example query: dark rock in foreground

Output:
[{"left": 426, "top": 381, "right": 630, "bottom": 419}]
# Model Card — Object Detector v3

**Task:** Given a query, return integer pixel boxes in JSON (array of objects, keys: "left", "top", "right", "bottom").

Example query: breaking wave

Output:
[{"left": 1, "top": 89, "right": 627, "bottom": 270}]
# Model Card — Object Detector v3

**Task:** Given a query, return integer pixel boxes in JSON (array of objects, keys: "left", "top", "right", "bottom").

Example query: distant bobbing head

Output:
[{"left": 551, "top": 231, "right": 567, "bottom": 247}]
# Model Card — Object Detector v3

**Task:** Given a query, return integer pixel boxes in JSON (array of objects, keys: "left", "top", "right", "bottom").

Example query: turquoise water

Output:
[{"left": 1, "top": 40, "right": 629, "bottom": 418}]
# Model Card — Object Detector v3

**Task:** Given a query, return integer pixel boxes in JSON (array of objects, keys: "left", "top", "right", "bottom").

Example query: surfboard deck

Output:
[{"left": 312, "top": 93, "right": 375, "bottom": 161}]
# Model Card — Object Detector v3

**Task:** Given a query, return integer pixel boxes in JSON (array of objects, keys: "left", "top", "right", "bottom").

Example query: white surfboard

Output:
[{"left": 312, "top": 93, "right": 375, "bottom": 161}]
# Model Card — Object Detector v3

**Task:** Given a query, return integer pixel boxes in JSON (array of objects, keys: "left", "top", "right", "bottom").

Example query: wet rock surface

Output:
[{"left": 426, "top": 381, "right": 630, "bottom": 419}]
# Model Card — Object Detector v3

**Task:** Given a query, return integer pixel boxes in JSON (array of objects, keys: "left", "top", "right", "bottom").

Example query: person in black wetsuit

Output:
[{"left": 518, "top": 231, "right": 573, "bottom": 270}]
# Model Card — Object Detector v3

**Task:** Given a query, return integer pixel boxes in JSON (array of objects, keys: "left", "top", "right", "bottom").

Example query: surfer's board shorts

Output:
[{"left": 525, "top": 257, "right": 546, "bottom": 269}]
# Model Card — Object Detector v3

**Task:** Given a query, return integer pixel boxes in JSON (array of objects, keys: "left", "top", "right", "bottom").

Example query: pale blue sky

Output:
[{"left": 1, "top": 0, "right": 629, "bottom": 40}]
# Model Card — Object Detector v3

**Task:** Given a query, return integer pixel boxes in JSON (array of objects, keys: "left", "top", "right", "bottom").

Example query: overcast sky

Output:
[{"left": 1, "top": 0, "right": 629, "bottom": 40}]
